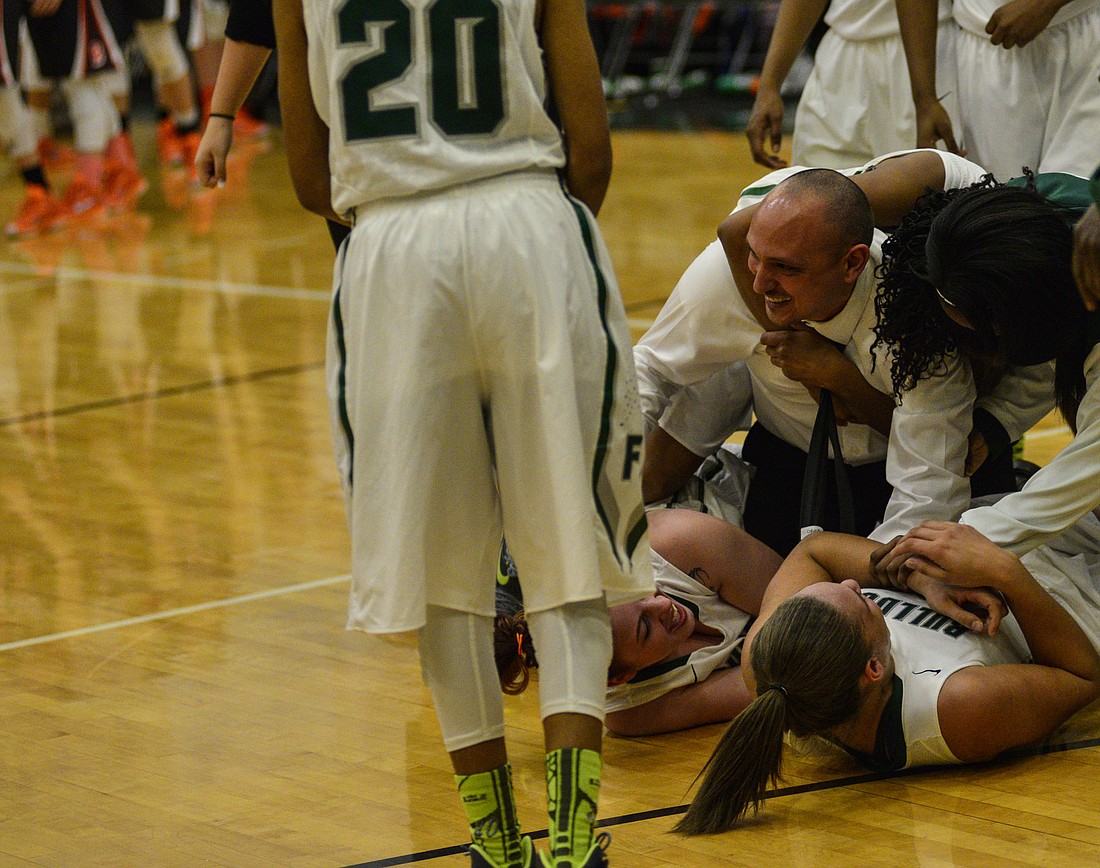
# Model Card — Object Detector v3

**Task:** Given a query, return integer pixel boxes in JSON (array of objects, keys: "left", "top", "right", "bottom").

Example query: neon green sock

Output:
[
  {"left": 545, "top": 748, "right": 601, "bottom": 865},
  {"left": 456, "top": 763, "right": 525, "bottom": 867}
]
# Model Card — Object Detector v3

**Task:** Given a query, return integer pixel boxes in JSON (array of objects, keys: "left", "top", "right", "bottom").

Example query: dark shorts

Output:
[
  {"left": 1, "top": 0, "right": 29, "bottom": 87},
  {"left": 132, "top": 0, "right": 176, "bottom": 20},
  {"left": 739, "top": 420, "right": 1018, "bottom": 556},
  {"left": 107, "top": 0, "right": 194, "bottom": 46},
  {"left": 740, "top": 422, "right": 893, "bottom": 557},
  {"left": 25, "top": 0, "right": 124, "bottom": 79}
]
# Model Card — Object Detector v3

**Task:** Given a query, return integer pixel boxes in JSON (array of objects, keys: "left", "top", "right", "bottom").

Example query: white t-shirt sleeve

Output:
[
  {"left": 873, "top": 352, "right": 976, "bottom": 541},
  {"left": 634, "top": 240, "right": 761, "bottom": 425}
]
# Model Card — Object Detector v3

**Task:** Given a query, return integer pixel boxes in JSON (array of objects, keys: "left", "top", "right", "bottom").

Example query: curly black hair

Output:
[{"left": 872, "top": 174, "right": 1087, "bottom": 428}]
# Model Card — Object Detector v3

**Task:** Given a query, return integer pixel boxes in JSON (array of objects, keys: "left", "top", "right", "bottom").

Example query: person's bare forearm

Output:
[
  {"left": 825, "top": 363, "right": 895, "bottom": 436},
  {"left": 997, "top": 559, "right": 1100, "bottom": 683},
  {"left": 273, "top": 0, "right": 343, "bottom": 223},
  {"left": 890, "top": 523, "right": 1100, "bottom": 682},
  {"left": 208, "top": 38, "right": 272, "bottom": 117},
  {"left": 896, "top": 0, "right": 941, "bottom": 106},
  {"left": 756, "top": 0, "right": 828, "bottom": 94},
  {"left": 542, "top": 0, "right": 612, "bottom": 214},
  {"left": 642, "top": 426, "right": 704, "bottom": 503}
]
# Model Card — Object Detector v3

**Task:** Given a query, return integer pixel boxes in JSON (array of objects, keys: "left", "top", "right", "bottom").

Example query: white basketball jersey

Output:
[
  {"left": 866, "top": 587, "right": 1030, "bottom": 767},
  {"left": 302, "top": 0, "right": 566, "bottom": 214}
]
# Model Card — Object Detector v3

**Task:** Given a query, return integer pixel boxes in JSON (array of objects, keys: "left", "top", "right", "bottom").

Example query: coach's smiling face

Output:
[{"left": 746, "top": 189, "right": 870, "bottom": 328}]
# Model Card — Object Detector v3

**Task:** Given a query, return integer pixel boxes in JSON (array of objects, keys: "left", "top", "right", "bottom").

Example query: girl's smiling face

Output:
[{"left": 608, "top": 592, "right": 697, "bottom": 683}]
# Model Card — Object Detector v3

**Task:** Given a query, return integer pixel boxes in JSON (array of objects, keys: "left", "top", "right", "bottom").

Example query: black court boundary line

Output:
[
  {"left": 344, "top": 734, "right": 1100, "bottom": 867},
  {"left": 0, "top": 362, "right": 324, "bottom": 427}
]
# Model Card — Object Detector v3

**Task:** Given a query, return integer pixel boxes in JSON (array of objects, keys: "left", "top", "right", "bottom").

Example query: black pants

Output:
[
  {"left": 969, "top": 446, "right": 1016, "bottom": 499},
  {"left": 740, "top": 423, "right": 893, "bottom": 557},
  {"left": 327, "top": 219, "right": 351, "bottom": 251},
  {"left": 740, "top": 423, "right": 1019, "bottom": 557}
]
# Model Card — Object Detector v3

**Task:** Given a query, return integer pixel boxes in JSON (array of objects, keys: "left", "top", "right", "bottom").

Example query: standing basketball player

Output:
[
  {"left": 19, "top": 0, "right": 129, "bottom": 223},
  {"left": 273, "top": 0, "right": 653, "bottom": 866},
  {"left": 1, "top": 0, "right": 66, "bottom": 235}
]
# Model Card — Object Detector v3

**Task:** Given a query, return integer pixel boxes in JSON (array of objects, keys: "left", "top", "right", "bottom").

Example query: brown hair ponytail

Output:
[
  {"left": 676, "top": 596, "right": 870, "bottom": 834},
  {"left": 673, "top": 686, "right": 789, "bottom": 833}
]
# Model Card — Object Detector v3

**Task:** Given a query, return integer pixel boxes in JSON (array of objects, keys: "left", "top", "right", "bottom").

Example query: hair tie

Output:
[
  {"left": 768, "top": 683, "right": 788, "bottom": 699},
  {"left": 516, "top": 632, "right": 524, "bottom": 657}
]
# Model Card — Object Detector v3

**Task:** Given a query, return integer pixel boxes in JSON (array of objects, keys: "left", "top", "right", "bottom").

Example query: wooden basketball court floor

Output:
[{"left": 2, "top": 125, "right": 1098, "bottom": 866}]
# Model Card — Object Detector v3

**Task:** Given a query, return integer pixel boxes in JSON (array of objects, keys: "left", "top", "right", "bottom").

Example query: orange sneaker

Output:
[
  {"left": 157, "top": 118, "right": 185, "bottom": 165},
  {"left": 103, "top": 161, "right": 149, "bottom": 211},
  {"left": 48, "top": 178, "right": 106, "bottom": 230},
  {"left": 36, "top": 137, "right": 77, "bottom": 170},
  {"left": 5, "top": 184, "right": 67, "bottom": 237}
]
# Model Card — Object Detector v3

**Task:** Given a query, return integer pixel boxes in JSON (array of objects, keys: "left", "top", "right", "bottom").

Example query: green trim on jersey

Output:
[
  {"left": 1005, "top": 172, "right": 1092, "bottom": 223},
  {"left": 740, "top": 182, "right": 780, "bottom": 199},
  {"left": 565, "top": 191, "right": 625, "bottom": 569},
  {"left": 563, "top": 187, "right": 649, "bottom": 569},
  {"left": 845, "top": 674, "right": 908, "bottom": 772},
  {"left": 629, "top": 653, "right": 691, "bottom": 683},
  {"left": 1006, "top": 171, "right": 1098, "bottom": 352},
  {"left": 625, "top": 510, "right": 648, "bottom": 563},
  {"left": 331, "top": 275, "right": 355, "bottom": 486}
]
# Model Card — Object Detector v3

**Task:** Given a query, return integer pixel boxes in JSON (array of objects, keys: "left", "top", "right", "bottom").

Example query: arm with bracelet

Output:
[{"left": 195, "top": 0, "right": 276, "bottom": 188}]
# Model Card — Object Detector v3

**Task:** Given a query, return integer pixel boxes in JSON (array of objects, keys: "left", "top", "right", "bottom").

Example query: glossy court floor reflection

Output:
[{"left": 1, "top": 124, "right": 1095, "bottom": 866}]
